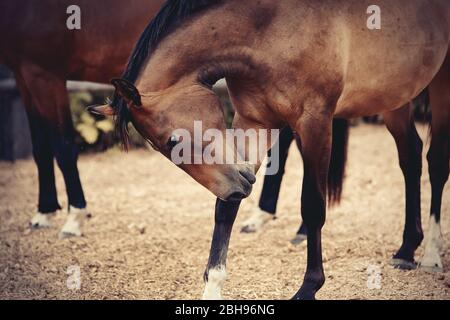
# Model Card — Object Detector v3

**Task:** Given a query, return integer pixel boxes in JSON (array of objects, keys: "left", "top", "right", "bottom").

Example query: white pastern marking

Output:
[
  {"left": 59, "top": 206, "right": 89, "bottom": 238},
  {"left": 421, "top": 215, "right": 443, "bottom": 271},
  {"left": 202, "top": 267, "right": 227, "bottom": 300},
  {"left": 30, "top": 212, "right": 56, "bottom": 228},
  {"left": 241, "top": 209, "right": 274, "bottom": 233}
]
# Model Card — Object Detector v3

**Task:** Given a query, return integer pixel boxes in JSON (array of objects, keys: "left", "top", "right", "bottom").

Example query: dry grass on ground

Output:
[{"left": 0, "top": 124, "right": 449, "bottom": 300}]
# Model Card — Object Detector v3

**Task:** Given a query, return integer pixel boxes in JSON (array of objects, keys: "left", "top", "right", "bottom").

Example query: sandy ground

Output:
[{"left": 0, "top": 123, "right": 449, "bottom": 300}]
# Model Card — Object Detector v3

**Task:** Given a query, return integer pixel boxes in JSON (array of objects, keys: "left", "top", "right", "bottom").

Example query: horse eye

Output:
[{"left": 166, "top": 135, "right": 180, "bottom": 150}]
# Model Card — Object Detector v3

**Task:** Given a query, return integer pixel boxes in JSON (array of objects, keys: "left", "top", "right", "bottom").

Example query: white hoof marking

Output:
[
  {"left": 202, "top": 267, "right": 227, "bottom": 300},
  {"left": 241, "top": 209, "right": 274, "bottom": 233},
  {"left": 420, "top": 215, "right": 443, "bottom": 272},
  {"left": 59, "top": 206, "right": 89, "bottom": 239},
  {"left": 30, "top": 212, "right": 56, "bottom": 229}
]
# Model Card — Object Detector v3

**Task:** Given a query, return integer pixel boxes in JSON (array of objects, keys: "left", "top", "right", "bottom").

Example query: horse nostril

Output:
[{"left": 239, "top": 170, "right": 256, "bottom": 185}]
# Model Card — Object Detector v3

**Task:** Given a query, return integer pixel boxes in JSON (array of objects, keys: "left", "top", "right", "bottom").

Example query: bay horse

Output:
[
  {"left": 93, "top": 0, "right": 450, "bottom": 299},
  {"left": 0, "top": 0, "right": 164, "bottom": 237}
]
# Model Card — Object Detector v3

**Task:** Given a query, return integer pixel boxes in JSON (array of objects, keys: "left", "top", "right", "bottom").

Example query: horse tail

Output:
[
  {"left": 412, "top": 87, "right": 430, "bottom": 122},
  {"left": 327, "top": 118, "right": 350, "bottom": 206},
  {"left": 411, "top": 87, "right": 431, "bottom": 143}
]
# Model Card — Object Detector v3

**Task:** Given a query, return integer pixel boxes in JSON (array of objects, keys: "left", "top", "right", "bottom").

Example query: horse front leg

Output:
[
  {"left": 52, "top": 110, "right": 89, "bottom": 239},
  {"left": 292, "top": 112, "right": 333, "bottom": 300},
  {"left": 203, "top": 199, "right": 241, "bottom": 300},
  {"left": 203, "top": 112, "right": 269, "bottom": 300}
]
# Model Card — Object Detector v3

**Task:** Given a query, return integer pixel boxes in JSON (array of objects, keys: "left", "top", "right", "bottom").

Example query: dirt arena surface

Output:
[{"left": 0, "top": 123, "right": 449, "bottom": 300}]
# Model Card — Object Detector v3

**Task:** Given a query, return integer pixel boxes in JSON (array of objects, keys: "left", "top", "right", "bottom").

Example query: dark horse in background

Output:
[{"left": 0, "top": 0, "right": 164, "bottom": 237}]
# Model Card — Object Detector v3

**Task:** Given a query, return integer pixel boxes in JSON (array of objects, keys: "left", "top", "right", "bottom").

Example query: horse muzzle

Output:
[{"left": 222, "top": 167, "right": 256, "bottom": 202}]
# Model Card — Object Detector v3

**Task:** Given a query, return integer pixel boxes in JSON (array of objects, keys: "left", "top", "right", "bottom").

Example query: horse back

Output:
[
  {"left": 0, "top": 0, "right": 71, "bottom": 69},
  {"left": 0, "top": 0, "right": 163, "bottom": 82}
]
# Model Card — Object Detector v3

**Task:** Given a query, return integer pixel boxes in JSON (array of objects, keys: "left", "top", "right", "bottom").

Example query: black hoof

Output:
[
  {"left": 292, "top": 280, "right": 322, "bottom": 300},
  {"left": 29, "top": 222, "right": 45, "bottom": 230},
  {"left": 389, "top": 258, "right": 417, "bottom": 270},
  {"left": 292, "top": 291, "right": 316, "bottom": 300},
  {"left": 240, "top": 225, "right": 257, "bottom": 233},
  {"left": 290, "top": 233, "right": 307, "bottom": 245}
]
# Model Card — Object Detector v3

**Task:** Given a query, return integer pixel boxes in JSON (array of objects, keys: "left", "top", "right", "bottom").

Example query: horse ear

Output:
[
  {"left": 87, "top": 104, "right": 116, "bottom": 116},
  {"left": 111, "top": 78, "right": 142, "bottom": 107}
]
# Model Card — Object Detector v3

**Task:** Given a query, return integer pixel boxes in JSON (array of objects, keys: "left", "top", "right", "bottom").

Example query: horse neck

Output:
[{"left": 135, "top": 2, "right": 270, "bottom": 94}]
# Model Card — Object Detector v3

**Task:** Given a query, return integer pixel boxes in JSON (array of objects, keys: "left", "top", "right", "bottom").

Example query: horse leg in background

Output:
[
  {"left": 292, "top": 111, "right": 333, "bottom": 300},
  {"left": 421, "top": 57, "right": 450, "bottom": 272},
  {"left": 291, "top": 131, "right": 308, "bottom": 245},
  {"left": 203, "top": 199, "right": 241, "bottom": 300},
  {"left": 241, "top": 126, "right": 302, "bottom": 234},
  {"left": 14, "top": 73, "right": 61, "bottom": 228},
  {"left": 19, "top": 63, "right": 89, "bottom": 238},
  {"left": 383, "top": 104, "right": 424, "bottom": 270}
]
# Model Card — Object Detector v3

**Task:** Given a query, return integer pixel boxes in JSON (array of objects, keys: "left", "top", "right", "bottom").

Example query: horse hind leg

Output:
[
  {"left": 19, "top": 63, "right": 89, "bottom": 238},
  {"left": 383, "top": 104, "right": 424, "bottom": 270},
  {"left": 291, "top": 131, "right": 307, "bottom": 245},
  {"left": 421, "top": 57, "right": 450, "bottom": 272},
  {"left": 240, "top": 126, "right": 293, "bottom": 234}
]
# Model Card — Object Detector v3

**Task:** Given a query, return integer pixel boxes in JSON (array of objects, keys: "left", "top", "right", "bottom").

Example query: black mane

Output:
[{"left": 113, "top": 0, "right": 221, "bottom": 149}]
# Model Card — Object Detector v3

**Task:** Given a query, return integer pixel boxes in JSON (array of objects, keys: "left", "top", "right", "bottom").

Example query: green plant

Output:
[
  {"left": 69, "top": 90, "right": 150, "bottom": 152},
  {"left": 70, "top": 91, "right": 115, "bottom": 145}
]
